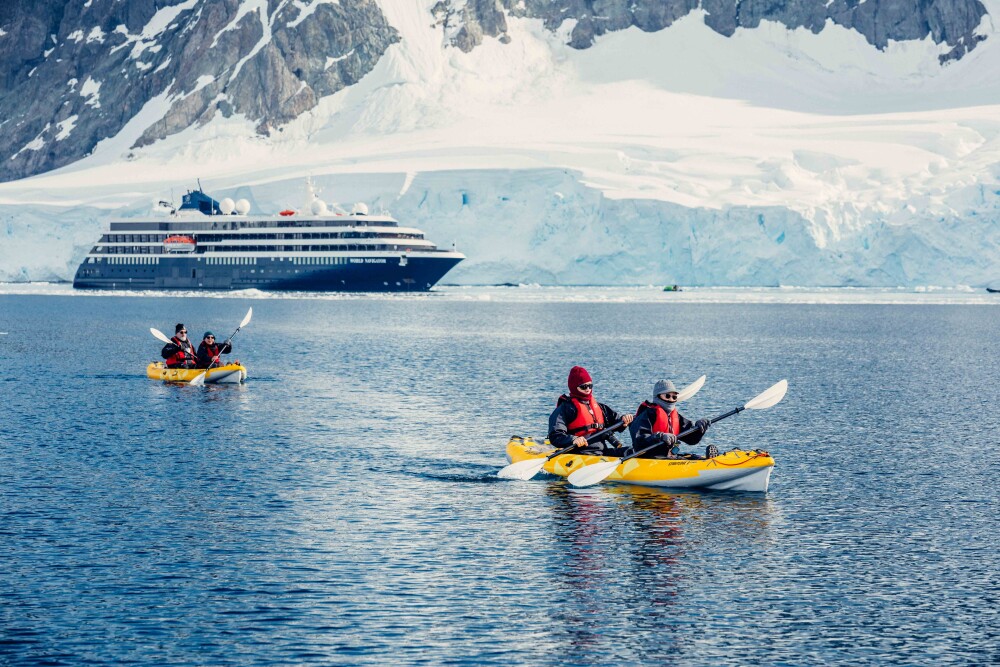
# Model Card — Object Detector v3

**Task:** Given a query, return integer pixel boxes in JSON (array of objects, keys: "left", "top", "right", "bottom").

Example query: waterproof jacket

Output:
[
  {"left": 629, "top": 402, "right": 705, "bottom": 456},
  {"left": 196, "top": 341, "right": 233, "bottom": 369},
  {"left": 548, "top": 395, "right": 627, "bottom": 452},
  {"left": 161, "top": 336, "right": 197, "bottom": 368}
]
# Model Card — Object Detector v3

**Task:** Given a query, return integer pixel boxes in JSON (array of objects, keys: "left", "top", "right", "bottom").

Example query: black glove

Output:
[
  {"left": 656, "top": 432, "right": 677, "bottom": 446},
  {"left": 696, "top": 419, "right": 710, "bottom": 434}
]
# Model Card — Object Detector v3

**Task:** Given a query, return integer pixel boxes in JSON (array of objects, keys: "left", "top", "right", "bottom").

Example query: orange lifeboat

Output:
[
  {"left": 279, "top": 209, "right": 296, "bottom": 216},
  {"left": 163, "top": 235, "right": 196, "bottom": 253}
]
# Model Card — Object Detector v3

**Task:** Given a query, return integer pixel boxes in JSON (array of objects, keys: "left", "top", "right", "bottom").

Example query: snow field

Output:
[{"left": 0, "top": 0, "right": 998, "bottom": 285}]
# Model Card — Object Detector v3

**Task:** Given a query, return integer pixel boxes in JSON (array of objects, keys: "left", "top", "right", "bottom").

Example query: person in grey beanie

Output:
[{"left": 628, "top": 379, "right": 712, "bottom": 458}]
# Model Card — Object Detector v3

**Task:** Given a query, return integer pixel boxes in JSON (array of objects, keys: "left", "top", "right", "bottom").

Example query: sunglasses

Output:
[
  {"left": 662, "top": 393, "right": 679, "bottom": 401},
  {"left": 577, "top": 383, "right": 593, "bottom": 390},
  {"left": 178, "top": 330, "right": 187, "bottom": 334},
  {"left": 205, "top": 336, "right": 215, "bottom": 339}
]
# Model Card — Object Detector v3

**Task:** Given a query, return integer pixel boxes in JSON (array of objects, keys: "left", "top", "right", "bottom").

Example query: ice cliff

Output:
[{"left": 0, "top": 0, "right": 999, "bottom": 287}]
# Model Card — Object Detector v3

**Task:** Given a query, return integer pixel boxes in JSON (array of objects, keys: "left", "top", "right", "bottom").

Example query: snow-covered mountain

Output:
[{"left": 1, "top": 0, "right": 999, "bottom": 287}]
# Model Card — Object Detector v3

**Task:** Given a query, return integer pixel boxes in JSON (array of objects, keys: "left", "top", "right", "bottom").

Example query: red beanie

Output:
[{"left": 568, "top": 366, "right": 592, "bottom": 397}]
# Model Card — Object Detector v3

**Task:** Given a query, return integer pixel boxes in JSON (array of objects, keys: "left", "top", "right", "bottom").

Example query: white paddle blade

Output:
[
  {"left": 567, "top": 459, "right": 621, "bottom": 487},
  {"left": 240, "top": 307, "right": 253, "bottom": 328},
  {"left": 745, "top": 379, "right": 788, "bottom": 410},
  {"left": 677, "top": 375, "right": 706, "bottom": 402},
  {"left": 150, "top": 327, "right": 173, "bottom": 345},
  {"left": 497, "top": 458, "right": 547, "bottom": 481},
  {"left": 188, "top": 371, "right": 208, "bottom": 387}
]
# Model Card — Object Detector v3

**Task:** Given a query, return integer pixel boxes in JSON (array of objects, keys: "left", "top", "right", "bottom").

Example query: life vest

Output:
[
  {"left": 638, "top": 401, "right": 679, "bottom": 435},
  {"left": 562, "top": 395, "right": 605, "bottom": 437},
  {"left": 166, "top": 336, "right": 196, "bottom": 368},
  {"left": 203, "top": 343, "right": 221, "bottom": 360}
]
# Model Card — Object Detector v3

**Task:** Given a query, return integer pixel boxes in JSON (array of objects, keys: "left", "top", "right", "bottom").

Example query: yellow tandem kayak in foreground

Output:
[
  {"left": 146, "top": 362, "right": 247, "bottom": 384},
  {"left": 506, "top": 437, "right": 775, "bottom": 492}
]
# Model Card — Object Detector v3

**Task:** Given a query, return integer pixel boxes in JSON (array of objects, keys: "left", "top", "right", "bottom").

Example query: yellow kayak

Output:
[
  {"left": 505, "top": 437, "right": 774, "bottom": 492},
  {"left": 146, "top": 361, "right": 247, "bottom": 384}
]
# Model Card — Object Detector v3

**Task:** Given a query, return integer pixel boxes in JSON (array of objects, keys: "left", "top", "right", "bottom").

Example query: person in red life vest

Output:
[
  {"left": 629, "top": 379, "right": 711, "bottom": 458},
  {"left": 548, "top": 366, "right": 634, "bottom": 455},
  {"left": 160, "top": 323, "right": 197, "bottom": 369},
  {"left": 195, "top": 331, "right": 233, "bottom": 369}
]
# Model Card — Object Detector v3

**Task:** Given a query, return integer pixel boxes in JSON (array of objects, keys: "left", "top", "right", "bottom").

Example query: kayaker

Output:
[
  {"left": 196, "top": 331, "right": 232, "bottom": 369},
  {"left": 629, "top": 379, "right": 711, "bottom": 459},
  {"left": 548, "top": 366, "right": 633, "bottom": 455},
  {"left": 160, "top": 323, "right": 197, "bottom": 369}
]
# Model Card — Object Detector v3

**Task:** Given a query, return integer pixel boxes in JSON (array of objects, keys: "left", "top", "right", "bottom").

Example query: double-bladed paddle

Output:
[
  {"left": 497, "top": 375, "right": 707, "bottom": 481},
  {"left": 189, "top": 308, "right": 252, "bottom": 386},
  {"left": 566, "top": 379, "right": 788, "bottom": 488}
]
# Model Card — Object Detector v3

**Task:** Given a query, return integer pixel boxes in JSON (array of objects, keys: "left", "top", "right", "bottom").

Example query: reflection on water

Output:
[{"left": 539, "top": 483, "right": 780, "bottom": 662}]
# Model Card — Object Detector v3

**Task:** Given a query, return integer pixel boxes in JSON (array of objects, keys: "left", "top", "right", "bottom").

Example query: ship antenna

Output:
[{"left": 197, "top": 178, "right": 203, "bottom": 192}]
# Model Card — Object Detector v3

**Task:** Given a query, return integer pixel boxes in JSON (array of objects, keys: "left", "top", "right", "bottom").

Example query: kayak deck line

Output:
[
  {"left": 505, "top": 437, "right": 774, "bottom": 492},
  {"left": 146, "top": 361, "right": 248, "bottom": 384}
]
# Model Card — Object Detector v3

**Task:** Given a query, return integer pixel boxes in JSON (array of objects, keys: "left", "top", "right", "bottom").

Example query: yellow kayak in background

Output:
[
  {"left": 505, "top": 437, "right": 774, "bottom": 492},
  {"left": 146, "top": 362, "right": 247, "bottom": 384}
]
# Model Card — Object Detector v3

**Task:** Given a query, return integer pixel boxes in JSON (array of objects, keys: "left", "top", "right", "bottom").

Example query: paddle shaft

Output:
[
  {"left": 622, "top": 406, "right": 744, "bottom": 463},
  {"left": 205, "top": 327, "right": 243, "bottom": 370},
  {"left": 541, "top": 419, "right": 626, "bottom": 460},
  {"left": 206, "top": 327, "right": 242, "bottom": 370}
]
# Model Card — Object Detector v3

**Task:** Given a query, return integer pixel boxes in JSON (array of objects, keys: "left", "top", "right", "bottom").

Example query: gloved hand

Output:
[
  {"left": 696, "top": 419, "right": 710, "bottom": 434},
  {"left": 656, "top": 432, "right": 677, "bottom": 446}
]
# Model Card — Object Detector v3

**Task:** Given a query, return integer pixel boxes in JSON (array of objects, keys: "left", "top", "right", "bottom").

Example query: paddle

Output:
[
  {"left": 149, "top": 307, "right": 252, "bottom": 386},
  {"left": 189, "top": 307, "right": 252, "bottom": 387},
  {"left": 497, "top": 375, "right": 707, "bottom": 481},
  {"left": 566, "top": 379, "right": 788, "bottom": 488}
]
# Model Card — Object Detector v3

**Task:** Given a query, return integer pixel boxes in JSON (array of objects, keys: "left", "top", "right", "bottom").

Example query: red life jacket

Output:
[
  {"left": 638, "top": 401, "right": 679, "bottom": 435},
  {"left": 563, "top": 395, "right": 605, "bottom": 437},
  {"left": 166, "top": 336, "right": 196, "bottom": 367},
  {"left": 202, "top": 343, "right": 221, "bottom": 363}
]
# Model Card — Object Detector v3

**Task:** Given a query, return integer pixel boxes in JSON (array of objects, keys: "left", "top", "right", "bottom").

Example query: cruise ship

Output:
[{"left": 73, "top": 185, "right": 464, "bottom": 291}]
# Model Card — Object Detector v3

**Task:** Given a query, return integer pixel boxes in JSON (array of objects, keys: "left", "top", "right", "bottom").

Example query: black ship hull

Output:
[{"left": 73, "top": 255, "right": 463, "bottom": 292}]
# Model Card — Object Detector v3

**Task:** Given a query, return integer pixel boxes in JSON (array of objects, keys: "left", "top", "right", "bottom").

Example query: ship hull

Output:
[{"left": 73, "top": 255, "right": 463, "bottom": 292}]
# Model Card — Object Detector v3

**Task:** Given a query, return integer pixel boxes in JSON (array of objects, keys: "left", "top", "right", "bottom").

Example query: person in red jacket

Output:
[
  {"left": 629, "top": 379, "right": 711, "bottom": 459},
  {"left": 195, "top": 331, "right": 233, "bottom": 369},
  {"left": 160, "top": 323, "right": 197, "bottom": 369},
  {"left": 547, "top": 366, "right": 633, "bottom": 455}
]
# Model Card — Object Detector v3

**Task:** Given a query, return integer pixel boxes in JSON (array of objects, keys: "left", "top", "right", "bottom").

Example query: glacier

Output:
[{"left": 1, "top": 1, "right": 1000, "bottom": 287}]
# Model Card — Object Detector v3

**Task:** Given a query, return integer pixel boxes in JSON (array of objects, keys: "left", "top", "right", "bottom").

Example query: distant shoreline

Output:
[{"left": 1, "top": 283, "right": 998, "bottom": 305}]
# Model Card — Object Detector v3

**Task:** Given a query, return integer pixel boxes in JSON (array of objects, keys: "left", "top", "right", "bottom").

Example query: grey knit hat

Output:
[{"left": 653, "top": 379, "right": 677, "bottom": 398}]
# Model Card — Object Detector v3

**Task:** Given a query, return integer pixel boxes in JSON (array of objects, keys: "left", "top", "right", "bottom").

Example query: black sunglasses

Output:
[
  {"left": 577, "top": 383, "right": 593, "bottom": 390},
  {"left": 661, "top": 393, "right": 679, "bottom": 400},
  {"left": 178, "top": 330, "right": 187, "bottom": 334}
]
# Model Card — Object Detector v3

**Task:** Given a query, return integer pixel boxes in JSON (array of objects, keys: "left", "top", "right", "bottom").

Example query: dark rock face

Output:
[
  {"left": 0, "top": 1, "right": 990, "bottom": 182},
  {"left": 439, "top": 0, "right": 987, "bottom": 63},
  {"left": 0, "top": 0, "right": 398, "bottom": 182}
]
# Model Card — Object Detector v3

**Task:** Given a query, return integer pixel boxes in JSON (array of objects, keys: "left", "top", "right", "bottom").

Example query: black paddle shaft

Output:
[
  {"left": 543, "top": 419, "right": 627, "bottom": 460},
  {"left": 207, "top": 326, "right": 244, "bottom": 370},
  {"left": 621, "top": 406, "right": 745, "bottom": 463}
]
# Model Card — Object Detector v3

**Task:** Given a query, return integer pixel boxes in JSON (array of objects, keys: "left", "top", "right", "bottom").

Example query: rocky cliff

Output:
[
  {"left": 0, "top": 0, "right": 989, "bottom": 183},
  {"left": 0, "top": 0, "right": 398, "bottom": 182},
  {"left": 435, "top": 0, "right": 987, "bottom": 61}
]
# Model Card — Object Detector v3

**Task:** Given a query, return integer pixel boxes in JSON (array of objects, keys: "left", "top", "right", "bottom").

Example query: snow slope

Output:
[{"left": 1, "top": 0, "right": 999, "bottom": 286}]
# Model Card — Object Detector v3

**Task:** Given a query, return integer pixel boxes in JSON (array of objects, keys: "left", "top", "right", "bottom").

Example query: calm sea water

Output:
[{"left": 2, "top": 291, "right": 999, "bottom": 666}]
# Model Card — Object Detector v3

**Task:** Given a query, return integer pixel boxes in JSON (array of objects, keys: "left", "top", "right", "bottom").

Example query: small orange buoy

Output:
[{"left": 279, "top": 209, "right": 296, "bottom": 216}]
